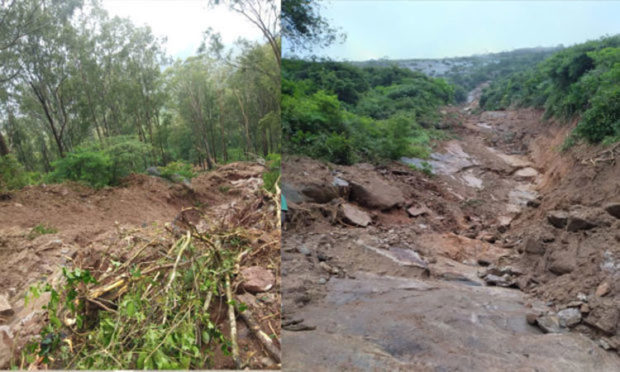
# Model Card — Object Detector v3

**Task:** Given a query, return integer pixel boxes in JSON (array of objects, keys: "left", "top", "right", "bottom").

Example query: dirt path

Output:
[{"left": 282, "top": 98, "right": 620, "bottom": 370}]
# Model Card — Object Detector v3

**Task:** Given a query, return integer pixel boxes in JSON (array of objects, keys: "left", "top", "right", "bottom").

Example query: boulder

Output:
[
  {"left": 240, "top": 266, "right": 275, "bottom": 293},
  {"left": 558, "top": 308, "right": 581, "bottom": 327},
  {"left": 301, "top": 183, "right": 338, "bottom": 204},
  {"left": 547, "top": 211, "right": 568, "bottom": 229},
  {"left": 348, "top": 177, "right": 405, "bottom": 211},
  {"left": 536, "top": 314, "right": 564, "bottom": 334},
  {"left": 0, "top": 295, "right": 13, "bottom": 317},
  {"left": 523, "top": 237, "right": 544, "bottom": 255},
  {"left": 604, "top": 202, "right": 620, "bottom": 219},
  {"left": 566, "top": 211, "right": 597, "bottom": 232},
  {"left": 340, "top": 203, "right": 372, "bottom": 227}
]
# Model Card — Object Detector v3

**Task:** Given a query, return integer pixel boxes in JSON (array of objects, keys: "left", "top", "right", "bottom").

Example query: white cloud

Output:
[{"left": 101, "top": 0, "right": 263, "bottom": 59}]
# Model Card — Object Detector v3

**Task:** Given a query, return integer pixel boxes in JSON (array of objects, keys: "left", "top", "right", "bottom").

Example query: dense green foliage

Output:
[
  {"left": 282, "top": 59, "right": 453, "bottom": 164},
  {"left": 0, "top": 154, "right": 33, "bottom": 191},
  {"left": 0, "top": 0, "right": 280, "bottom": 189},
  {"left": 480, "top": 35, "right": 620, "bottom": 143}
]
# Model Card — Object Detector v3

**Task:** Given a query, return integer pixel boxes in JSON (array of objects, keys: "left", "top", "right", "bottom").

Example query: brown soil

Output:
[
  {"left": 281, "top": 97, "right": 620, "bottom": 370},
  {"left": 0, "top": 162, "right": 280, "bottom": 369}
]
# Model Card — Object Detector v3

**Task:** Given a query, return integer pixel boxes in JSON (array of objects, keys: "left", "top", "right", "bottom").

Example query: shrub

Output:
[
  {"left": 158, "top": 161, "right": 196, "bottom": 181},
  {"left": 48, "top": 150, "right": 113, "bottom": 188},
  {"left": 0, "top": 154, "right": 32, "bottom": 191}
]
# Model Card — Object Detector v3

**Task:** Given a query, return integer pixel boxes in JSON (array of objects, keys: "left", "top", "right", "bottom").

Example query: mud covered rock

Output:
[
  {"left": 547, "top": 210, "right": 568, "bottom": 229},
  {"left": 547, "top": 250, "right": 575, "bottom": 275},
  {"left": 241, "top": 266, "right": 275, "bottom": 293},
  {"left": 523, "top": 237, "right": 545, "bottom": 255},
  {"left": 348, "top": 176, "right": 405, "bottom": 211},
  {"left": 596, "top": 282, "right": 611, "bottom": 297},
  {"left": 340, "top": 203, "right": 371, "bottom": 227},
  {"left": 584, "top": 298, "right": 620, "bottom": 335}
]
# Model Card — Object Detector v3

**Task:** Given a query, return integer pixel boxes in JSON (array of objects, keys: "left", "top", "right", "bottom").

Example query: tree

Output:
[{"left": 281, "top": 0, "right": 344, "bottom": 54}]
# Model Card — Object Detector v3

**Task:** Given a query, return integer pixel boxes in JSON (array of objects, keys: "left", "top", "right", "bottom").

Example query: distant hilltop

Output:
[{"left": 351, "top": 46, "right": 561, "bottom": 78}]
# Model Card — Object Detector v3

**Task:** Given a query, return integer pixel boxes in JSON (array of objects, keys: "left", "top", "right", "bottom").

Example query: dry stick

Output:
[
  {"left": 225, "top": 272, "right": 241, "bottom": 369},
  {"left": 165, "top": 231, "right": 191, "bottom": 293},
  {"left": 235, "top": 301, "right": 281, "bottom": 363}
]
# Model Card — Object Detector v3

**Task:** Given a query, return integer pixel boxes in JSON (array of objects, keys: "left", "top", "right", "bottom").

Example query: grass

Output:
[{"left": 28, "top": 224, "right": 58, "bottom": 240}]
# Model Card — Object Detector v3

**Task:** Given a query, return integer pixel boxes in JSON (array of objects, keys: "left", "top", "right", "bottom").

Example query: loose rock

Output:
[
  {"left": 240, "top": 266, "right": 275, "bottom": 293},
  {"left": 0, "top": 295, "right": 13, "bottom": 317},
  {"left": 547, "top": 211, "right": 568, "bottom": 229},
  {"left": 558, "top": 308, "right": 581, "bottom": 327},
  {"left": 595, "top": 282, "right": 610, "bottom": 297},
  {"left": 523, "top": 237, "right": 544, "bottom": 255},
  {"left": 536, "top": 314, "right": 564, "bottom": 334},
  {"left": 604, "top": 202, "right": 620, "bottom": 219},
  {"left": 348, "top": 176, "right": 405, "bottom": 210},
  {"left": 566, "top": 212, "right": 597, "bottom": 232},
  {"left": 340, "top": 203, "right": 372, "bottom": 227},
  {"left": 407, "top": 206, "right": 431, "bottom": 217}
]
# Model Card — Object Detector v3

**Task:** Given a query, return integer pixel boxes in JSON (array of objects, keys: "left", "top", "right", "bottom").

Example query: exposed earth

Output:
[
  {"left": 281, "top": 92, "right": 620, "bottom": 371},
  {"left": 0, "top": 162, "right": 281, "bottom": 369}
]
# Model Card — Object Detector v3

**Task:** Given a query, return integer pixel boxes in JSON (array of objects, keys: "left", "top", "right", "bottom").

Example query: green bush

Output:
[
  {"left": 158, "top": 161, "right": 196, "bottom": 181},
  {"left": 0, "top": 154, "right": 32, "bottom": 191},
  {"left": 48, "top": 150, "right": 113, "bottom": 188}
]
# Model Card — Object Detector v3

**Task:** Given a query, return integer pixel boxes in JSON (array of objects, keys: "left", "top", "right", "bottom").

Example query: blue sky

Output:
[{"left": 288, "top": 0, "right": 620, "bottom": 60}]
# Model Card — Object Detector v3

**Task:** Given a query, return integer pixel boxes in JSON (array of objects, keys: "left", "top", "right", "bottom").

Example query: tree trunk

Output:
[{"left": 0, "top": 131, "right": 9, "bottom": 156}]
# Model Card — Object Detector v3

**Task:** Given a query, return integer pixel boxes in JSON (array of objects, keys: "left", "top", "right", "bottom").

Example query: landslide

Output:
[{"left": 0, "top": 162, "right": 281, "bottom": 369}]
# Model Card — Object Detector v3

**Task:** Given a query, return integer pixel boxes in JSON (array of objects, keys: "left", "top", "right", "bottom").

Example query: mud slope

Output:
[
  {"left": 281, "top": 101, "right": 620, "bottom": 370},
  {"left": 0, "top": 162, "right": 281, "bottom": 369}
]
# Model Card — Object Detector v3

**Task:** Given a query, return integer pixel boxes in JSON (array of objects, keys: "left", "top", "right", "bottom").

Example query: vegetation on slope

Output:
[
  {"left": 480, "top": 35, "right": 620, "bottom": 144},
  {"left": 282, "top": 59, "right": 453, "bottom": 164}
]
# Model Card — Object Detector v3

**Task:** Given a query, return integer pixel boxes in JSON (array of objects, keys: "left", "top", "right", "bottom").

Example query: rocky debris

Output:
[
  {"left": 604, "top": 202, "right": 620, "bottom": 219},
  {"left": 523, "top": 237, "right": 545, "bottom": 255},
  {"left": 240, "top": 266, "right": 275, "bottom": 293},
  {"left": 340, "top": 203, "right": 371, "bottom": 227},
  {"left": 479, "top": 232, "right": 498, "bottom": 243},
  {"left": 596, "top": 282, "right": 611, "bottom": 297},
  {"left": 407, "top": 205, "right": 432, "bottom": 217},
  {"left": 514, "top": 167, "right": 539, "bottom": 182},
  {"left": 547, "top": 210, "right": 569, "bottom": 229},
  {"left": 558, "top": 308, "right": 582, "bottom": 328},
  {"left": 0, "top": 295, "right": 13, "bottom": 317},
  {"left": 301, "top": 183, "right": 338, "bottom": 204},
  {"left": 526, "top": 199, "right": 541, "bottom": 208},
  {"left": 483, "top": 274, "right": 515, "bottom": 287},
  {"left": 536, "top": 314, "right": 564, "bottom": 334},
  {"left": 479, "top": 265, "right": 522, "bottom": 287},
  {"left": 348, "top": 176, "right": 405, "bottom": 211},
  {"left": 526, "top": 313, "right": 538, "bottom": 325},
  {"left": 584, "top": 299, "right": 620, "bottom": 335},
  {"left": 566, "top": 211, "right": 598, "bottom": 232},
  {"left": 319, "top": 262, "right": 340, "bottom": 276}
]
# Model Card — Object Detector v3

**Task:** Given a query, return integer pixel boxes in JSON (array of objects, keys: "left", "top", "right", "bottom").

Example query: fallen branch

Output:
[
  {"left": 225, "top": 272, "right": 241, "bottom": 368},
  {"left": 235, "top": 299, "right": 281, "bottom": 363},
  {"left": 165, "top": 231, "right": 191, "bottom": 293}
]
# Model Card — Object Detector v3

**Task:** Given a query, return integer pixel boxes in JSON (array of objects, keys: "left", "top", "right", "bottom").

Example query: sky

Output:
[
  {"left": 101, "top": 0, "right": 264, "bottom": 60},
  {"left": 295, "top": 0, "right": 620, "bottom": 61}
]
